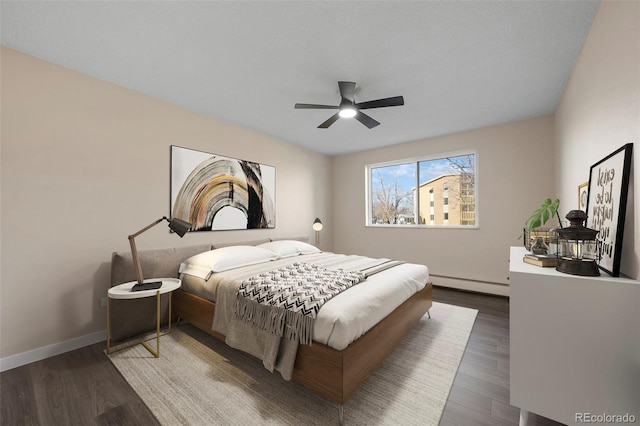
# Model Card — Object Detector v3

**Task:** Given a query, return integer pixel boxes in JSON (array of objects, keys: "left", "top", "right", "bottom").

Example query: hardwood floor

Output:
[
  {"left": 434, "top": 287, "right": 563, "bottom": 426},
  {"left": 0, "top": 341, "right": 159, "bottom": 426},
  {"left": 0, "top": 287, "right": 565, "bottom": 425}
]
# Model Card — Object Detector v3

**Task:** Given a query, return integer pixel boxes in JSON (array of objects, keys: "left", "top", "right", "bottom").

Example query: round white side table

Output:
[{"left": 106, "top": 278, "right": 181, "bottom": 357}]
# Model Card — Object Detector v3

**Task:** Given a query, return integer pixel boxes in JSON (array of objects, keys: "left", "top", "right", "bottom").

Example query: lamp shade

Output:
[
  {"left": 312, "top": 218, "right": 323, "bottom": 231},
  {"left": 168, "top": 217, "right": 191, "bottom": 237}
]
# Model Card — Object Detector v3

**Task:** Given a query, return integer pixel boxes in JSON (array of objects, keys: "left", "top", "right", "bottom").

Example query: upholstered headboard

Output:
[
  {"left": 108, "top": 236, "right": 308, "bottom": 343},
  {"left": 110, "top": 244, "right": 214, "bottom": 287}
]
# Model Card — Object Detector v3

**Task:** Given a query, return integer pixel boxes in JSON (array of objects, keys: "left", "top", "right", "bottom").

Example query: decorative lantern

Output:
[{"left": 556, "top": 210, "right": 600, "bottom": 276}]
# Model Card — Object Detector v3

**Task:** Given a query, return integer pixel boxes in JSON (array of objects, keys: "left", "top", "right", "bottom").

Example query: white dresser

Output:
[{"left": 509, "top": 246, "right": 639, "bottom": 425}]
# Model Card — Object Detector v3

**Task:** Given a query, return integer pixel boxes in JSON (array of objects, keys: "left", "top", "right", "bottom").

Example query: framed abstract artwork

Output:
[
  {"left": 170, "top": 145, "right": 275, "bottom": 231},
  {"left": 578, "top": 181, "right": 588, "bottom": 210},
  {"left": 585, "top": 143, "right": 633, "bottom": 276}
]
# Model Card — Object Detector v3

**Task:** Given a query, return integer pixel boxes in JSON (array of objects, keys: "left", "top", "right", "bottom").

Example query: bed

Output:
[{"left": 110, "top": 237, "right": 432, "bottom": 420}]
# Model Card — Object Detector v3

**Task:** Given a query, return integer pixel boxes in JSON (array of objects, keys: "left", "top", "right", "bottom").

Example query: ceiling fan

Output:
[{"left": 294, "top": 81, "right": 404, "bottom": 129}]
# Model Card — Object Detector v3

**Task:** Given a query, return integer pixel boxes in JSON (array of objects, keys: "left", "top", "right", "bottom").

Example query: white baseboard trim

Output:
[
  {"left": 431, "top": 274, "right": 510, "bottom": 296},
  {"left": 0, "top": 329, "right": 107, "bottom": 373}
]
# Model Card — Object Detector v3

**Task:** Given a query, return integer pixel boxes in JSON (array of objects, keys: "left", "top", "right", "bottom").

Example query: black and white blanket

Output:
[
  {"left": 213, "top": 253, "right": 407, "bottom": 379},
  {"left": 234, "top": 263, "right": 366, "bottom": 345}
]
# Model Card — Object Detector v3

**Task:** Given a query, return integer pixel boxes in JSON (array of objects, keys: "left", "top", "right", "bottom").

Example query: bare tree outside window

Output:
[
  {"left": 370, "top": 165, "right": 414, "bottom": 224},
  {"left": 367, "top": 152, "right": 477, "bottom": 227},
  {"left": 443, "top": 154, "right": 475, "bottom": 209}
]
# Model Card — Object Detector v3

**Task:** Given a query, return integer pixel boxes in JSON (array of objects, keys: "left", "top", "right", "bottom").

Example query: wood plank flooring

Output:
[
  {"left": 0, "top": 287, "right": 565, "bottom": 425},
  {"left": 434, "top": 287, "right": 563, "bottom": 426}
]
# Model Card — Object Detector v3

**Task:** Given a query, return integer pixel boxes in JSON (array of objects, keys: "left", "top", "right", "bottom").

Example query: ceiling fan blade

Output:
[
  {"left": 338, "top": 81, "right": 356, "bottom": 102},
  {"left": 355, "top": 111, "right": 380, "bottom": 129},
  {"left": 318, "top": 112, "right": 341, "bottom": 129},
  {"left": 294, "top": 103, "right": 339, "bottom": 109},
  {"left": 355, "top": 96, "right": 404, "bottom": 110}
]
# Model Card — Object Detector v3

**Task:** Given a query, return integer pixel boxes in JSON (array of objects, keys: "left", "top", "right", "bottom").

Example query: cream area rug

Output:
[{"left": 107, "top": 302, "right": 478, "bottom": 425}]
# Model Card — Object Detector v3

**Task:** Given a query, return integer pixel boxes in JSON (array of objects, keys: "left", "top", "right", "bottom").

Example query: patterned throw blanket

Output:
[{"left": 233, "top": 263, "right": 366, "bottom": 345}]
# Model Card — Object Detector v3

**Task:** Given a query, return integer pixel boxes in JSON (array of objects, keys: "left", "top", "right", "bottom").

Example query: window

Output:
[{"left": 367, "top": 152, "right": 477, "bottom": 227}]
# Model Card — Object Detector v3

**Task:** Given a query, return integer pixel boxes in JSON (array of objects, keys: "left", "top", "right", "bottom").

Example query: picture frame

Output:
[
  {"left": 578, "top": 181, "right": 589, "bottom": 210},
  {"left": 170, "top": 145, "right": 276, "bottom": 232},
  {"left": 585, "top": 143, "right": 633, "bottom": 277}
]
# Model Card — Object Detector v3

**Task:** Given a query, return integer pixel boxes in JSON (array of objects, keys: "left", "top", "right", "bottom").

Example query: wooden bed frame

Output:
[
  {"left": 110, "top": 241, "right": 433, "bottom": 413},
  {"left": 174, "top": 282, "right": 432, "bottom": 406}
]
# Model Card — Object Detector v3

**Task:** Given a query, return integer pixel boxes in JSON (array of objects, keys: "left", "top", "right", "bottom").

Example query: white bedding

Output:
[
  {"left": 180, "top": 252, "right": 429, "bottom": 350},
  {"left": 313, "top": 260, "right": 428, "bottom": 349}
]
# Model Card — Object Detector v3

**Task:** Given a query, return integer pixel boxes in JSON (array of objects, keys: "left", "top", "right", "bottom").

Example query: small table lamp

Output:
[
  {"left": 312, "top": 218, "right": 323, "bottom": 247},
  {"left": 128, "top": 216, "right": 192, "bottom": 291}
]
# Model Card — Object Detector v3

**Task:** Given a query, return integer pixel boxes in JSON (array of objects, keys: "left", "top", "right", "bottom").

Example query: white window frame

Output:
[{"left": 365, "top": 150, "right": 479, "bottom": 229}]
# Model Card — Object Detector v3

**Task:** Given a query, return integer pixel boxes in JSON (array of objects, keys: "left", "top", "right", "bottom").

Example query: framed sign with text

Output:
[{"left": 585, "top": 143, "right": 633, "bottom": 276}]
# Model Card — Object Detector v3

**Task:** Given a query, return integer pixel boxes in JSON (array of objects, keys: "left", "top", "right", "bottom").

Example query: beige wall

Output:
[
  {"left": 555, "top": 0, "right": 639, "bottom": 280},
  {"left": 332, "top": 115, "right": 556, "bottom": 293},
  {"left": 0, "top": 47, "right": 332, "bottom": 360}
]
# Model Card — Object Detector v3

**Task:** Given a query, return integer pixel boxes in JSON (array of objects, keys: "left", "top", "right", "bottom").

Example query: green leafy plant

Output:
[{"left": 525, "top": 198, "right": 562, "bottom": 230}]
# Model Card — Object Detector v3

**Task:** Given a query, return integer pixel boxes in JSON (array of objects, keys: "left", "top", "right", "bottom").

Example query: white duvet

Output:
[{"left": 180, "top": 252, "right": 429, "bottom": 351}]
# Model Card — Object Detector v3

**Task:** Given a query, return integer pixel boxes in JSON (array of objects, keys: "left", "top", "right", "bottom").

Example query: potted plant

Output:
[
  {"left": 523, "top": 198, "right": 562, "bottom": 254},
  {"left": 525, "top": 198, "right": 561, "bottom": 230}
]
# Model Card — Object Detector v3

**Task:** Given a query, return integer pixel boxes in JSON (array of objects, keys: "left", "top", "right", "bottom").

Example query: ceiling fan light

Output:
[{"left": 339, "top": 108, "right": 357, "bottom": 118}]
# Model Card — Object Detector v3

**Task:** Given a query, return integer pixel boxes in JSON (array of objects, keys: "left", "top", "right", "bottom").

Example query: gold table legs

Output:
[{"left": 106, "top": 290, "right": 173, "bottom": 357}]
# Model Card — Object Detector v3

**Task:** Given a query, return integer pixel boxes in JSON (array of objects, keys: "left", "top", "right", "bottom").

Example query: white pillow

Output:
[
  {"left": 179, "top": 245, "right": 279, "bottom": 279},
  {"left": 288, "top": 240, "right": 322, "bottom": 254},
  {"left": 261, "top": 239, "right": 321, "bottom": 256},
  {"left": 257, "top": 241, "right": 300, "bottom": 258}
]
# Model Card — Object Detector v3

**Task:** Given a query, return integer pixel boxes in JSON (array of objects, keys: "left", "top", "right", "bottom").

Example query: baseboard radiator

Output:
[{"left": 430, "top": 274, "right": 509, "bottom": 296}]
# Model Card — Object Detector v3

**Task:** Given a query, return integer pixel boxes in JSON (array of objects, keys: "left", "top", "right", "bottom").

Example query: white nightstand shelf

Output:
[{"left": 107, "top": 278, "right": 181, "bottom": 357}]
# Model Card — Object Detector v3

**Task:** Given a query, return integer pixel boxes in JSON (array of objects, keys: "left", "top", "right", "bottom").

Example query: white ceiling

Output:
[{"left": 1, "top": 1, "right": 600, "bottom": 156}]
